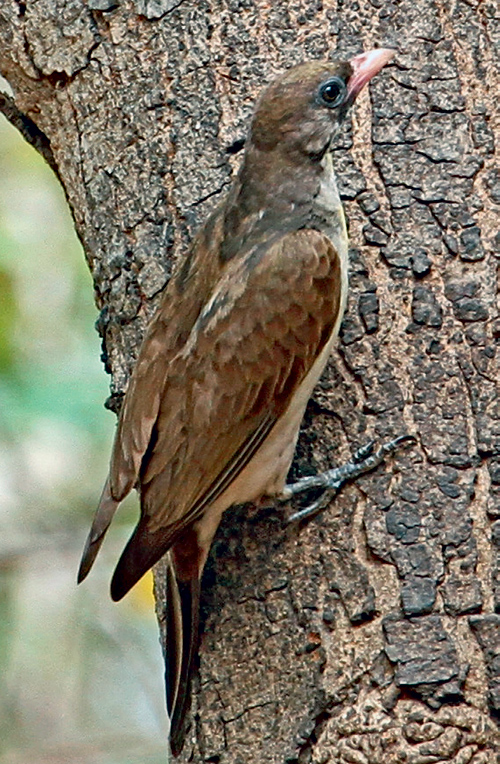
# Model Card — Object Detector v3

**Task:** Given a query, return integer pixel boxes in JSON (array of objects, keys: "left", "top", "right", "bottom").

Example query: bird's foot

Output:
[{"left": 280, "top": 434, "right": 416, "bottom": 524}]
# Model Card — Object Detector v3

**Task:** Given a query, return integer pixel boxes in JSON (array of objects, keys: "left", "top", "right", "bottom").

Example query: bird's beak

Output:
[{"left": 346, "top": 48, "right": 395, "bottom": 101}]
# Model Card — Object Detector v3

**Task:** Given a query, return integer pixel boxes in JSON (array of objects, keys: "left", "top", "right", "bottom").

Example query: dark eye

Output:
[{"left": 318, "top": 77, "right": 346, "bottom": 108}]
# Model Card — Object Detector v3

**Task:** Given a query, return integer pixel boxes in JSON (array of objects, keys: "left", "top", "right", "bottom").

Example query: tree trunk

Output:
[{"left": 1, "top": 1, "right": 499, "bottom": 761}]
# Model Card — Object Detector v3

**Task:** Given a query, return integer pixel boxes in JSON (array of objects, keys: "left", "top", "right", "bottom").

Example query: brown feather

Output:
[
  {"left": 108, "top": 209, "right": 229, "bottom": 501},
  {"left": 77, "top": 478, "right": 119, "bottom": 583}
]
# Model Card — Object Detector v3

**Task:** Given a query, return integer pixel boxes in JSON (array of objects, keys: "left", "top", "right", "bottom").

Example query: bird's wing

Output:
[
  {"left": 109, "top": 211, "right": 227, "bottom": 502},
  {"left": 110, "top": 227, "right": 343, "bottom": 601},
  {"left": 77, "top": 210, "right": 228, "bottom": 583}
]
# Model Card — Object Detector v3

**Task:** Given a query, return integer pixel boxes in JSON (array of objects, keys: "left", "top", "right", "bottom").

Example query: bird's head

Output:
[{"left": 250, "top": 49, "right": 394, "bottom": 160}]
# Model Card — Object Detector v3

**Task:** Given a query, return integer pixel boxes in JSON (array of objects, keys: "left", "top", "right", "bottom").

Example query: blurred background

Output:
[{"left": 0, "top": 100, "right": 168, "bottom": 763}]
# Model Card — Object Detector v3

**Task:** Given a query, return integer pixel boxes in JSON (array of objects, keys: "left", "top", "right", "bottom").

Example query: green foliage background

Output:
[{"left": 0, "top": 115, "right": 168, "bottom": 764}]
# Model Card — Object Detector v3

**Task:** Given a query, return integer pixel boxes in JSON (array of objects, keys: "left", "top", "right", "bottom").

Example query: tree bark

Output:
[{"left": 1, "top": 1, "right": 499, "bottom": 761}]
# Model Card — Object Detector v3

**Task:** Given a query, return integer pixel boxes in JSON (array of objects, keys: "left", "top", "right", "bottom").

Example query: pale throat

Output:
[
  {"left": 315, "top": 152, "right": 345, "bottom": 225},
  {"left": 314, "top": 149, "right": 349, "bottom": 314}
]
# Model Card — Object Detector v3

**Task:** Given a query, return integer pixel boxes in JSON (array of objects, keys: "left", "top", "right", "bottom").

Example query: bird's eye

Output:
[{"left": 317, "top": 77, "right": 346, "bottom": 108}]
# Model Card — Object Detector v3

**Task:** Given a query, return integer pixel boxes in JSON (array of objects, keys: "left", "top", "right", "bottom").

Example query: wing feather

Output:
[
  {"left": 108, "top": 211, "right": 227, "bottom": 501},
  {"left": 136, "top": 228, "right": 342, "bottom": 542}
]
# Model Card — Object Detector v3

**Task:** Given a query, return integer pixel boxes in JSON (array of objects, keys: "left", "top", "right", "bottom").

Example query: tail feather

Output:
[
  {"left": 78, "top": 478, "right": 119, "bottom": 583},
  {"left": 167, "top": 564, "right": 201, "bottom": 758},
  {"left": 165, "top": 556, "right": 183, "bottom": 715},
  {"left": 110, "top": 520, "right": 175, "bottom": 602},
  {"left": 82, "top": 485, "right": 203, "bottom": 756}
]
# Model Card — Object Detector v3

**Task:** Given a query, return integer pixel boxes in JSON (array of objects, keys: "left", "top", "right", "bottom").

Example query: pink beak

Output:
[{"left": 347, "top": 48, "right": 395, "bottom": 100}]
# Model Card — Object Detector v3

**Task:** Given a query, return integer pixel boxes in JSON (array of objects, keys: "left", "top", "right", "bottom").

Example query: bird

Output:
[{"left": 78, "top": 48, "right": 398, "bottom": 756}]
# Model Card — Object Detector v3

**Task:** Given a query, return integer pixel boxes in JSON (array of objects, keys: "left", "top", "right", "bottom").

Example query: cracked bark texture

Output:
[{"left": 1, "top": 0, "right": 499, "bottom": 762}]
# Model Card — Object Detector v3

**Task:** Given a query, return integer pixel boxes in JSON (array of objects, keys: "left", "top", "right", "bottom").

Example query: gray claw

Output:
[
  {"left": 352, "top": 440, "right": 375, "bottom": 462},
  {"left": 282, "top": 433, "right": 416, "bottom": 524}
]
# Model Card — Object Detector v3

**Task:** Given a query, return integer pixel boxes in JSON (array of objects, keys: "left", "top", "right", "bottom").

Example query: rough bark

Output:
[{"left": 1, "top": 1, "right": 499, "bottom": 762}]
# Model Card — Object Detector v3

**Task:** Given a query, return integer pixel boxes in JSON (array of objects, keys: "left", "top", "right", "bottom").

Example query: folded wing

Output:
[{"left": 110, "top": 227, "right": 342, "bottom": 599}]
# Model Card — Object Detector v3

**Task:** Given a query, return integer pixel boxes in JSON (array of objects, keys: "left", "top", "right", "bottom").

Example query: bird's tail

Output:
[
  {"left": 78, "top": 478, "right": 120, "bottom": 583},
  {"left": 165, "top": 553, "right": 201, "bottom": 758},
  {"left": 80, "top": 485, "right": 203, "bottom": 756}
]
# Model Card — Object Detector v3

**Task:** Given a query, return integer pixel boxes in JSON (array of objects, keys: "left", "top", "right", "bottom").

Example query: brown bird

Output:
[{"left": 79, "top": 49, "right": 400, "bottom": 755}]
